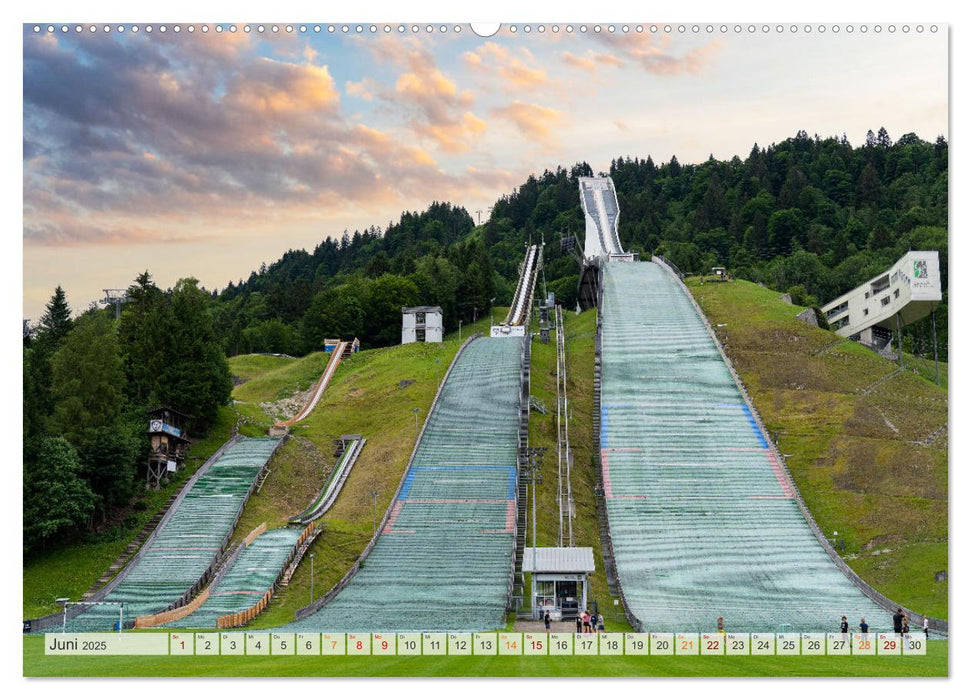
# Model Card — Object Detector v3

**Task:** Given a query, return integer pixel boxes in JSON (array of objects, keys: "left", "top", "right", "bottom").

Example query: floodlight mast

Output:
[{"left": 101, "top": 288, "right": 129, "bottom": 320}]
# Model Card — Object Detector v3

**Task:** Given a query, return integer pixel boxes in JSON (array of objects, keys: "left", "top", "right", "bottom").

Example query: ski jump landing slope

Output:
[
  {"left": 600, "top": 261, "right": 889, "bottom": 632},
  {"left": 283, "top": 336, "right": 522, "bottom": 632}
]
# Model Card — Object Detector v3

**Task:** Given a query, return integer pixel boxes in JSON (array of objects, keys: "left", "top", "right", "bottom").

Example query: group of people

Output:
[
  {"left": 543, "top": 609, "right": 604, "bottom": 633},
  {"left": 840, "top": 611, "right": 928, "bottom": 635}
]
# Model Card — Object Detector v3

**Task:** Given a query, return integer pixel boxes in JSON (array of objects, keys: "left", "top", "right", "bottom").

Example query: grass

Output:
[
  {"left": 522, "top": 308, "right": 631, "bottom": 629},
  {"left": 687, "top": 277, "right": 948, "bottom": 619},
  {"left": 212, "top": 312, "right": 504, "bottom": 629},
  {"left": 22, "top": 405, "right": 236, "bottom": 619},
  {"left": 22, "top": 635, "right": 947, "bottom": 677},
  {"left": 229, "top": 353, "right": 298, "bottom": 383}
]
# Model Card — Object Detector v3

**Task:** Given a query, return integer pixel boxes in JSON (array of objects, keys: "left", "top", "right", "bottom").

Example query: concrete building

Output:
[
  {"left": 401, "top": 306, "right": 443, "bottom": 344},
  {"left": 820, "top": 251, "right": 942, "bottom": 348}
]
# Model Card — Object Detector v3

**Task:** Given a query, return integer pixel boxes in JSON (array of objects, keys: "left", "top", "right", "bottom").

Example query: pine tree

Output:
[{"left": 36, "top": 286, "right": 72, "bottom": 350}]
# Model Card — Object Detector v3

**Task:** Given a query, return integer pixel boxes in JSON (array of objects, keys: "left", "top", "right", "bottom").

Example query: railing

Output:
[
  {"left": 555, "top": 304, "right": 573, "bottom": 547},
  {"left": 218, "top": 522, "right": 316, "bottom": 629},
  {"left": 509, "top": 327, "right": 532, "bottom": 610},
  {"left": 24, "top": 435, "right": 248, "bottom": 633},
  {"left": 295, "top": 334, "right": 484, "bottom": 620},
  {"left": 590, "top": 265, "right": 643, "bottom": 632},
  {"left": 289, "top": 438, "right": 366, "bottom": 525},
  {"left": 653, "top": 255, "right": 948, "bottom": 636}
]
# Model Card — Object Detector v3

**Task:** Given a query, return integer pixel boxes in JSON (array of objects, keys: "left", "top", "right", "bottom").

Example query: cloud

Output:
[
  {"left": 352, "top": 34, "right": 487, "bottom": 153},
  {"left": 561, "top": 49, "right": 623, "bottom": 73},
  {"left": 560, "top": 32, "right": 721, "bottom": 76},
  {"left": 22, "top": 31, "right": 510, "bottom": 250},
  {"left": 492, "top": 101, "right": 563, "bottom": 147},
  {"left": 463, "top": 42, "right": 548, "bottom": 91}
]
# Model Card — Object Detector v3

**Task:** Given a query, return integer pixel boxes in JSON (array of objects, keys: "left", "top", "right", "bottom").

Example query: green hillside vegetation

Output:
[
  {"left": 186, "top": 312, "right": 503, "bottom": 630},
  {"left": 22, "top": 406, "right": 236, "bottom": 619},
  {"left": 520, "top": 309, "right": 632, "bottom": 629},
  {"left": 687, "top": 277, "right": 947, "bottom": 619}
]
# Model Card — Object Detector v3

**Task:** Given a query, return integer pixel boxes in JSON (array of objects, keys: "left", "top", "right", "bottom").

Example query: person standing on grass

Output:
[
  {"left": 840, "top": 616, "right": 849, "bottom": 634},
  {"left": 902, "top": 614, "right": 910, "bottom": 634},
  {"left": 717, "top": 617, "right": 725, "bottom": 635},
  {"left": 582, "top": 610, "right": 591, "bottom": 633},
  {"left": 893, "top": 608, "right": 904, "bottom": 634},
  {"left": 575, "top": 613, "right": 582, "bottom": 634},
  {"left": 859, "top": 618, "right": 869, "bottom": 634},
  {"left": 597, "top": 614, "right": 605, "bottom": 634},
  {"left": 922, "top": 616, "right": 929, "bottom": 636}
]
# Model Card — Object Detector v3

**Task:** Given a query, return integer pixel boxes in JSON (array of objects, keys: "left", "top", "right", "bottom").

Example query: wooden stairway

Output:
[{"left": 80, "top": 484, "right": 188, "bottom": 600}]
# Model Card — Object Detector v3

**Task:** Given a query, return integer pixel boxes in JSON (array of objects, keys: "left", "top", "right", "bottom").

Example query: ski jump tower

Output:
[{"left": 577, "top": 176, "right": 635, "bottom": 310}]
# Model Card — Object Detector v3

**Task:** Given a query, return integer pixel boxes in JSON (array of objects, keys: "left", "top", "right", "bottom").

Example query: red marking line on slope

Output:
[
  {"left": 765, "top": 450, "right": 796, "bottom": 498},
  {"left": 747, "top": 495, "right": 792, "bottom": 500},
  {"left": 211, "top": 591, "right": 265, "bottom": 596},
  {"left": 381, "top": 501, "right": 404, "bottom": 533},
  {"left": 600, "top": 450, "right": 613, "bottom": 498},
  {"left": 607, "top": 495, "right": 650, "bottom": 499},
  {"left": 506, "top": 501, "right": 516, "bottom": 532}
]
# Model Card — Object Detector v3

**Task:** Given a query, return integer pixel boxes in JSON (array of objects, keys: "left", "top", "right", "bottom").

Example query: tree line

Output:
[
  {"left": 24, "top": 128, "right": 948, "bottom": 553},
  {"left": 23, "top": 276, "right": 231, "bottom": 554}
]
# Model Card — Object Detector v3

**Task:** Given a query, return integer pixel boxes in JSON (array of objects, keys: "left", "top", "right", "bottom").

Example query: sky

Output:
[{"left": 21, "top": 21, "right": 948, "bottom": 320}]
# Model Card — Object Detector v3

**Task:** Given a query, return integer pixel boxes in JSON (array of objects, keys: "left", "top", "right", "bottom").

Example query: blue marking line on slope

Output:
[
  {"left": 398, "top": 465, "right": 518, "bottom": 500},
  {"left": 740, "top": 404, "right": 769, "bottom": 448}
]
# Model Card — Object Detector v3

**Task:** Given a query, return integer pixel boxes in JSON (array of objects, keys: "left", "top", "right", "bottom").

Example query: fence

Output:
[{"left": 216, "top": 522, "right": 316, "bottom": 628}]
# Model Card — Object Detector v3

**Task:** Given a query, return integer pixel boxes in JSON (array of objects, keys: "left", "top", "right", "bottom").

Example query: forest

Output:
[{"left": 23, "top": 128, "right": 948, "bottom": 552}]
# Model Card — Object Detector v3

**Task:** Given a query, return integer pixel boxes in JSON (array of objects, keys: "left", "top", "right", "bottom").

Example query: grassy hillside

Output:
[
  {"left": 217, "top": 312, "right": 502, "bottom": 629},
  {"left": 521, "top": 308, "right": 631, "bottom": 628},
  {"left": 687, "top": 277, "right": 948, "bottom": 619}
]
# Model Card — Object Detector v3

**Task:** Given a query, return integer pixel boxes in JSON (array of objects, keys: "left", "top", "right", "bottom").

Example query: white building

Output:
[
  {"left": 401, "top": 306, "right": 443, "bottom": 344},
  {"left": 523, "top": 546, "right": 595, "bottom": 621},
  {"left": 820, "top": 251, "right": 942, "bottom": 345}
]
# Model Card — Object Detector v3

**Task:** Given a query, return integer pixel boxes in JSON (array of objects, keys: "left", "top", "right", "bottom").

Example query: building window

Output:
[
  {"left": 863, "top": 308, "right": 869, "bottom": 316},
  {"left": 865, "top": 292, "right": 870, "bottom": 299},
  {"left": 416, "top": 312, "right": 426, "bottom": 325},
  {"left": 416, "top": 328, "right": 426, "bottom": 343},
  {"left": 881, "top": 296, "right": 891, "bottom": 307},
  {"left": 894, "top": 289, "right": 900, "bottom": 299}
]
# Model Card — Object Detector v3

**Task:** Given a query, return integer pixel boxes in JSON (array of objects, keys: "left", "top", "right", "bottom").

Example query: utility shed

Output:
[
  {"left": 523, "top": 547, "right": 595, "bottom": 621},
  {"left": 402, "top": 306, "right": 443, "bottom": 344}
]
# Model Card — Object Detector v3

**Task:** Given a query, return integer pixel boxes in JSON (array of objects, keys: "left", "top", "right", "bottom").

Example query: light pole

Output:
[
  {"left": 459, "top": 320, "right": 462, "bottom": 343},
  {"left": 370, "top": 490, "right": 380, "bottom": 536},
  {"left": 524, "top": 447, "right": 547, "bottom": 571},
  {"left": 309, "top": 553, "right": 315, "bottom": 603},
  {"left": 56, "top": 598, "right": 69, "bottom": 634},
  {"left": 490, "top": 297, "right": 496, "bottom": 327},
  {"left": 411, "top": 407, "right": 420, "bottom": 437}
]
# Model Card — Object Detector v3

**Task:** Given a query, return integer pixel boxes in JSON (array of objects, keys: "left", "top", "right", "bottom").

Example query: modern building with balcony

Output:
[{"left": 820, "top": 250, "right": 942, "bottom": 352}]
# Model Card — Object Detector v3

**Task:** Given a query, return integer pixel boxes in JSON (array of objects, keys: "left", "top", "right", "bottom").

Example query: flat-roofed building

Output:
[
  {"left": 401, "top": 306, "right": 443, "bottom": 344},
  {"left": 820, "top": 251, "right": 942, "bottom": 348}
]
